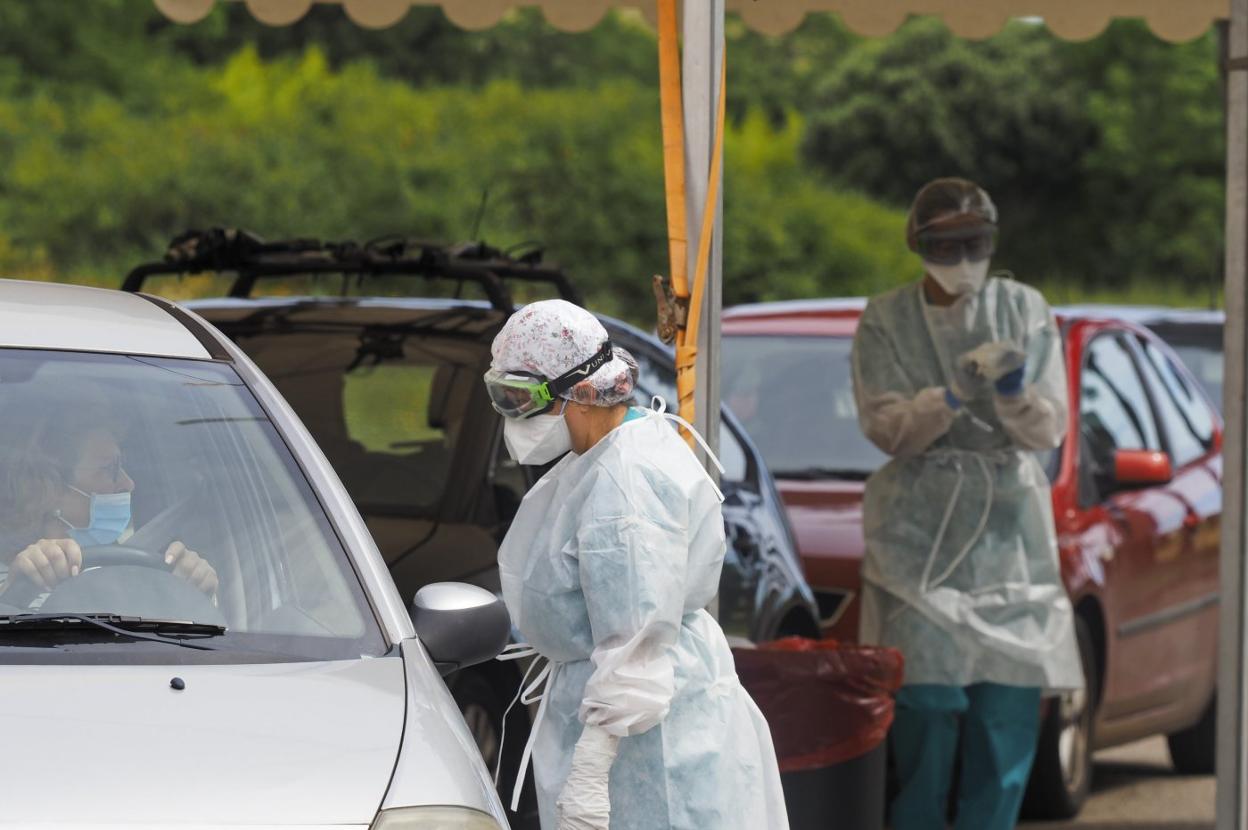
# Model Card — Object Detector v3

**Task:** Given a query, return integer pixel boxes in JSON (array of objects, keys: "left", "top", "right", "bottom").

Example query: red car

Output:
[{"left": 722, "top": 299, "right": 1222, "bottom": 818}]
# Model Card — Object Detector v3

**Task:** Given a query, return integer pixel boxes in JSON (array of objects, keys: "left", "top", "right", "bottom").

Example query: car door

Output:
[
  {"left": 1128, "top": 334, "right": 1221, "bottom": 704},
  {"left": 1076, "top": 332, "right": 1190, "bottom": 721}
]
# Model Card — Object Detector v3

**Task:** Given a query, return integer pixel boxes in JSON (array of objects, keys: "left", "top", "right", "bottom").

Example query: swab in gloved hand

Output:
[{"left": 957, "top": 341, "right": 1027, "bottom": 384}]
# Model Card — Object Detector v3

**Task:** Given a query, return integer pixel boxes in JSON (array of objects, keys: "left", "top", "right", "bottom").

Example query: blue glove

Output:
[
  {"left": 995, "top": 366, "right": 1025, "bottom": 397},
  {"left": 944, "top": 388, "right": 962, "bottom": 410}
]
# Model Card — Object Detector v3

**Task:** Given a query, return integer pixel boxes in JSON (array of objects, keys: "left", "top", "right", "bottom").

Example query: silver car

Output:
[{"left": 0, "top": 279, "right": 512, "bottom": 829}]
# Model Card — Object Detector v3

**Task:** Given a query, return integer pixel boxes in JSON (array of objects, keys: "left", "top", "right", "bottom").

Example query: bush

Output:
[{"left": 0, "top": 47, "right": 914, "bottom": 322}]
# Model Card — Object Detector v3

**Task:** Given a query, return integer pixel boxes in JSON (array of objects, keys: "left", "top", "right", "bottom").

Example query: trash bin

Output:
[{"left": 733, "top": 637, "right": 904, "bottom": 830}]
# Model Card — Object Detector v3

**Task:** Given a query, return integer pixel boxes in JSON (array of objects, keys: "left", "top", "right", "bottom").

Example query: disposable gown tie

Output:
[{"left": 495, "top": 399, "right": 789, "bottom": 829}]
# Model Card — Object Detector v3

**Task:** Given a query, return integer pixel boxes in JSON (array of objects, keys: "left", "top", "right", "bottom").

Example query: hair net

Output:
[
  {"left": 491, "top": 299, "right": 638, "bottom": 407},
  {"left": 906, "top": 178, "right": 998, "bottom": 250}
]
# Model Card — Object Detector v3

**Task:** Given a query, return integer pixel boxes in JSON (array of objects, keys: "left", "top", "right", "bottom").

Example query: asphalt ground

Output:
[{"left": 1021, "top": 737, "right": 1215, "bottom": 830}]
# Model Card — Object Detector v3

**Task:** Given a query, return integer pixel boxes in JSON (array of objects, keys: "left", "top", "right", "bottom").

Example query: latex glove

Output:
[
  {"left": 556, "top": 725, "right": 620, "bottom": 830},
  {"left": 995, "top": 366, "right": 1025, "bottom": 397},
  {"left": 957, "top": 342, "right": 1026, "bottom": 387},
  {"left": 951, "top": 359, "right": 986, "bottom": 402}
]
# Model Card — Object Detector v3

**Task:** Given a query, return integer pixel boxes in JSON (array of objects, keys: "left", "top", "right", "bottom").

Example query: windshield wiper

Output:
[
  {"left": 773, "top": 467, "right": 873, "bottom": 481},
  {"left": 0, "top": 613, "right": 226, "bottom": 651}
]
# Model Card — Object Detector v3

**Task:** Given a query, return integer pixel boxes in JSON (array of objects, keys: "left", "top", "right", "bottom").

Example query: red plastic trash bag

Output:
[{"left": 733, "top": 637, "right": 904, "bottom": 772}]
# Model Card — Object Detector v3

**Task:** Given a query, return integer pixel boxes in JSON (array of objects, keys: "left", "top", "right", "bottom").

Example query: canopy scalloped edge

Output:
[{"left": 152, "top": 0, "right": 1225, "bottom": 41}]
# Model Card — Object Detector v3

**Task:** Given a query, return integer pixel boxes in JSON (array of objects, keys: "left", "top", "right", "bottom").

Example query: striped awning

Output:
[{"left": 153, "top": 0, "right": 1225, "bottom": 41}]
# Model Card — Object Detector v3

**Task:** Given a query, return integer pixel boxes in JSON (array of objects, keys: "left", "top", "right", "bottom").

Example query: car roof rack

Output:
[{"left": 121, "top": 228, "right": 584, "bottom": 312}]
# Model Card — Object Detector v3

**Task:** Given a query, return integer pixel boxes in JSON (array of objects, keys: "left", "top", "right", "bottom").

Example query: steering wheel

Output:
[
  {"left": 78, "top": 544, "right": 169, "bottom": 570},
  {"left": 1, "top": 543, "right": 168, "bottom": 609}
]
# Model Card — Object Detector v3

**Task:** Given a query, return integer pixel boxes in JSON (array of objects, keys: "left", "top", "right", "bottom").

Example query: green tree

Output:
[
  {"left": 801, "top": 18, "right": 1097, "bottom": 281},
  {"left": 725, "top": 111, "right": 912, "bottom": 302},
  {"left": 163, "top": 4, "right": 659, "bottom": 89},
  {"left": 0, "top": 43, "right": 910, "bottom": 321},
  {"left": 1058, "top": 20, "right": 1224, "bottom": 290},
  {"left": 724, "top": 14, "right": 859, "bottom": 126}
]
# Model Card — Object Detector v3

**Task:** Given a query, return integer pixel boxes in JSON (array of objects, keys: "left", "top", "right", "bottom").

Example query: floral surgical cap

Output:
[{"left": 490, "top": 299, "right": 639, "bottom": 407}]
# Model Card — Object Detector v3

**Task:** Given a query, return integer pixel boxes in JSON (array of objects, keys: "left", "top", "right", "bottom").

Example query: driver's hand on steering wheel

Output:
[
  {"left": 164, "top": 541, "right": 218, "bottom": 597},
  {"left": 7, "top": 538, "right": 82, "bottom": 593}
]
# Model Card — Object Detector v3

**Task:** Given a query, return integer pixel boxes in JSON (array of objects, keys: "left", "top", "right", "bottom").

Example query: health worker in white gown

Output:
[{"left": 484, "top": 299, "right": 789, "bottom": 830}]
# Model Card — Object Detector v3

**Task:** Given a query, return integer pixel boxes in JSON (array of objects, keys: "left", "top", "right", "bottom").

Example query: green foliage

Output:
[
  {"left": 800, "top": 17, "right": 1224, "bottom": 293},
  {"left": 0, "top": 3, "right": 1228, "bottom": 318},
  {"left": 724, "top": 14, "right": 859, "bottom": 126},
  {"left": 725, "top": 111, "right": 913, "bottom": 301},
  {"left": 802, "top": 18, "right": 1098, "bottom": 280},
  {"left": 162, "top": 3, "right": 660, "bottom": 88},
  {"left": 0, "top": 42, "right": 906, "bottom": 321},
  {"left": 1059, "top": 21, "right": 1225, "bottom": 287}
]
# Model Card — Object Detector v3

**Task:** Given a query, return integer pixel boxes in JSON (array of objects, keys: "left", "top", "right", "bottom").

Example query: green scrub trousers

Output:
[{"left": 890, "top": 683, "right": 1042, "bottom": 830}]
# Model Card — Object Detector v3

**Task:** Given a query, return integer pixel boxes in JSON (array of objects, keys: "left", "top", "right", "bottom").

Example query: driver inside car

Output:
[{"left": 0, "top": 411, "right": 218, "bottom": 599}]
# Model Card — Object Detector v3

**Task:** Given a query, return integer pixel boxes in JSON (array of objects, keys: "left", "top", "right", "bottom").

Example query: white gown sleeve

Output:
[
  {"left": 852, "top": 311, "right": 957, "bottom": 458},
  {"left": 574, "top": 468, "right": 690, "bottom": 737},
  {"left": 993, "top": 308, "right": 1068, "bottom": 451}
]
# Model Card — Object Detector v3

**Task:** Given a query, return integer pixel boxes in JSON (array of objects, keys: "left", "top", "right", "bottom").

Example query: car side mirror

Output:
[
  {"left": 411, "top": 582, "right": 511, "bottom": 676},
  {"left": 1114, "top": 449, "right": 1173, "bottom": 488}
]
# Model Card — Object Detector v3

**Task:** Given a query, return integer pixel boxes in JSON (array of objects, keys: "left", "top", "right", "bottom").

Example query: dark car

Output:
[
  {"left": 123, "top": 232, "right": 819, "bottom": 826},
  {"left": 723, "top": 299, "right": 1223, "bottom": 820}
]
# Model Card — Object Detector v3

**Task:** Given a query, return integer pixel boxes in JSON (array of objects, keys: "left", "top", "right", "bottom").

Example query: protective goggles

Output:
[
  {"left": 914, "top": 226, "right": 997, "bottom": 266},
  {"left": 484, "top": 340, "right": 615, "bottom": 419}
]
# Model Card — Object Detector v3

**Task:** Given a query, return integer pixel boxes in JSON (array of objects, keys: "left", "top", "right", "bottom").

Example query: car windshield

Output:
[
  {"left": 724, "top": 332, "right": 1063, "bottom": 483},
  {"left": 0, "top": 350, "right": 385, "bottom": 663},
  {"left": 721, "top": 335, "right": 888, "bottom": 479}
]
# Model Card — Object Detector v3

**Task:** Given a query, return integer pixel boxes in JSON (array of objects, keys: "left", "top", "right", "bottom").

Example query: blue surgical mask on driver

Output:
[{"left": 59, "top": 485, "right": 131, "bottom": 546}]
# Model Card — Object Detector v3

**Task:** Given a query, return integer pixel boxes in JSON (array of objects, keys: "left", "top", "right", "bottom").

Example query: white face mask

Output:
[
  {"left": 504, "top": 409, "right": 573, "bottom": 465},
  {"left": 924, "top": 259, "right": 989, "bottom": 296}
]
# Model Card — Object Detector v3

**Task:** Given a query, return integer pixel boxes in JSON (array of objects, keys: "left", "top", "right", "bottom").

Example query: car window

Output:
[
  {"left": 722, "top": 335, "right": 887, "bottom": 480},
  {"left": 1147, "top": 322, "right": 1223, "bottom": 415},
  {"left": 0, "top": 350, "right": 384, "bottom": 662},
  {"left": 1082, "top": 335, "right": 1161, "bottom": 452},
  {"left": 1168, "top": 343, "right": 1224, "bottom": 417},
  {"left": 716, "top": 422, "right": 749, "bottom": 484},
  {"left": 1136, "top": 338, "right": 1212, "bottom": 466},
  {"left": 235, "top": 330, "right": 480, "bottom": 517},
  {"left": 489, "top": 426, "right": 529, "bottom": 528},
  {"left": 627, "top": 339, "right": 748, "bottom": 483},
  {"left": 1079, "top": 335, "right": 1161, "bottom": 503}
]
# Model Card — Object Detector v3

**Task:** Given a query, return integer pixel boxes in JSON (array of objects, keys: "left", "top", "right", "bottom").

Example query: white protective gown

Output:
[
  {"left": 498, "top": 408, "right": 789, "bottom": 830},
  {"left": 851, "top": 277, "right": 1084, "bottom": 690}
]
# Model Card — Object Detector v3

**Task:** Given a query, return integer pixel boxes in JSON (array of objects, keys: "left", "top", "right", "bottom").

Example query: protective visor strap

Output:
[{"left": 546, "top": 341, "right": 615, "bottom": 399}]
